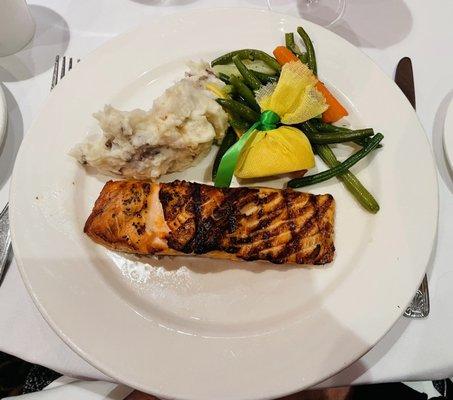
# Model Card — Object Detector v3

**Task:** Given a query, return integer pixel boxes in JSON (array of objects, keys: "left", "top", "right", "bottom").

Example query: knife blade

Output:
[
  {"left": 395, "top": 57, "right": 416, "bottom": 110},
  {"left": 395, "top": 57, "right": 430, "bottom": 318}
]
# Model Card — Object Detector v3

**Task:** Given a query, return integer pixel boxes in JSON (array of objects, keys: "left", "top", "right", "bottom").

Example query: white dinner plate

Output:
[
  {"left": 10, "top": 8, "right": 438, "bottom": 400},
  {"left": 0, "top": 84, "right": 6, "bottom": 146},
  {"left": 444, "top": 99, "right": 453, "bottom": 171}
]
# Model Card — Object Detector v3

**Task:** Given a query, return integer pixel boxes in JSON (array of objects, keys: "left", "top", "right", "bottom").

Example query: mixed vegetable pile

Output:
[{"left": 210, "top": 26, "right": 383, "bottom": 213}]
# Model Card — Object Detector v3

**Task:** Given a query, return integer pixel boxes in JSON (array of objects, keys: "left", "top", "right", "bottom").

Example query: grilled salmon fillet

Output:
[{"left": 84, "top": 180, "right": 335, "bottom": 265}]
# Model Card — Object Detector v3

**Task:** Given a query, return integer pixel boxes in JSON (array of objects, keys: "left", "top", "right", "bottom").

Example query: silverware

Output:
[
  {"left": 51, "top": 55, "right": 78, "bottom": 90},
  {"left": 0, "top": 204, "right": 10, "bottom": 284},
  {"left": 395, "top": 57, "right": 430, "bottom": 318},
  {"left": 405, "top": 275, "right": 430, "bottom": 318},
  {"left": 0, "top": 55, "right": 76, "bottom": 286}
]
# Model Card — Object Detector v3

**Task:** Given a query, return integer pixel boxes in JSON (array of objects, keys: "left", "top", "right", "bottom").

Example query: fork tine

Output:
[
  {"left": 51, "top": 55, "right": 77, "bottom": 90},
  {"left": 51, "top": 55, "right": 60, "bottom": 90},
  {"left": 60, "top": 56, "right": 66, "bottom": 79}
]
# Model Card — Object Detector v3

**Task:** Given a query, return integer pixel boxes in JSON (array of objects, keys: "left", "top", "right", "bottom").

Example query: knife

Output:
[
  {"left": 395, "top": 57, "right": 416, "bottom": 109},
  {"left": 395, "top": 57, "right": 430, "bottom": 318}
]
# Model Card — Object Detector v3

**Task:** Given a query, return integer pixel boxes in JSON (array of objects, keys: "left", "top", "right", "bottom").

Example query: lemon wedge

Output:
[
  {"left": 235, "top": 126, "right": 315, "bottom": 179},
  {"left": 255, "top": 61, "right": 328, "bottom": 124}
]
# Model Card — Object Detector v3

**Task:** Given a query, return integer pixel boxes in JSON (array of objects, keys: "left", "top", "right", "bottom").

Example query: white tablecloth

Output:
[{"left": 1, "top": 0, "right": 453, "bottom": 390}]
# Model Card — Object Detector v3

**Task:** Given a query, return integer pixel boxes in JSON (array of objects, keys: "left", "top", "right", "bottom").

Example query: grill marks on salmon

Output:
[{"left": 85, "top": 180, "right": 335, "bottom": 265}]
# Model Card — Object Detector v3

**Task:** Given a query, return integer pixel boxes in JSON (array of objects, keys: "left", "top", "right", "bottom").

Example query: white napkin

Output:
[{"left": 3, "top": 377, "right": 133, "bottom": 400}]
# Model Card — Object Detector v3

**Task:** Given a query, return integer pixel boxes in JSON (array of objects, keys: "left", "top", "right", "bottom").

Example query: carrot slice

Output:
[
  {"left": 273, "top": 46, "right": 299, "bottom": 65},
  {"left": 315, "top": 81, "right": 349, "bottom": 123}
]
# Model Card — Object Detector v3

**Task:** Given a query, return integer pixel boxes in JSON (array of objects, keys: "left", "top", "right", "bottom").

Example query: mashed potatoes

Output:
[{"left": 72, "top": 62, "right": 228, "bottom": 179}]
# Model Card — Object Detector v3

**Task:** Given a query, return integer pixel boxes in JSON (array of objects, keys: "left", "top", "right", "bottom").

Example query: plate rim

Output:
[
  {"left": 444, "top": 98, "right": 453, "bottom": 171},
  {"left": 0, "top": 84, "right": 7, "bottom": 146},
  {"left": 9, "top": 7, "right": 439, "bottom": 400}
]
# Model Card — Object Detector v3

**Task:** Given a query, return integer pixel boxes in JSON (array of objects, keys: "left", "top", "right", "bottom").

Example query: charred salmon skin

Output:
[{"left": 84, "top": 180, "right": 335, "bottom": 265}]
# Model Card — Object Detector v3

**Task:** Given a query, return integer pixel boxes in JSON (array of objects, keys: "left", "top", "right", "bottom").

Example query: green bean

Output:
[
  {"left": 325, "top": 128, "right": 374, "bottom": 136},
  {"left": 288, "top": 133, "right": 383, "bottom": 188},
  {"left": 212, "top": 128, "right": 237, "bottom": 180},
  {"left": 299, "top": 53, "right": 308, "bottom": 64},
  {"left": 309, "top": 129, "right": 373, "bottom": 144},
  {"left": 216, "top": 98, "right": 260, "bottom": 123},
  {"left": 229, "top": 75, "right": 260, "bottom": 112},
  {"left": 285, "top": 33, "right": 300, "bottom": 54},
  {"left": 311, "top": 120, "right": 351, "bottom": 133},
  {"left": 357, "top": 136, "right": 383, "bottom": 148},
  {"left": 212, "top": 49, "right": 281, "bottom": 72},
  {"left": 315, "top": 144, "right": 380, "bottom": 212},
  {"left": 285, "top": 32, "right": 308, "bottom": 64},
  {"left": 299, "top": 121, "right": 380, "bottom": 213},
  {"left": 311, "top": 120, "right": 375, "bottom": 134},
  {"left": 217, "top": 72, "right": 231, "bottom": 84},
  {"left": 220, "top": 104, "right": 242, "bottom": 121},
  {"left": 229, "top": 118, "right": 251, "bottom": 136},
  {"left": 234, "top": 96, "right": 250, "bottom": 107},
  {"left": 310, "top": 120, "right": 382, "bottom": 148},
  {"left": 251, "top": 70, "right": 279, "bottom": 84},
  {"left": 218, "top": 69, "right": 277, "bottom": 85},
  {"left": 232, "top": 55, "right": 262, "bottom": 91},
  {"left": 297, "top": 26, "right": 317, "bottom": 75},
  {"left": 352, "top": 138, "right": 381, "bottom": 148}
]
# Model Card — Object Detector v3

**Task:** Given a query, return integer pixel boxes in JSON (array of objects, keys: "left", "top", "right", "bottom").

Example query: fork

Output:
[
  {"left": 404, "top": 275, "right": 430, "bottom": 318},
  {"left": 0, "top": 55, "right": 77, "bottom": 285},
  {"left": 0, "top": 204, "right": 10, "bottom": 285},
  {"left": 50, "top": 55, "right": 79, "bottom": 90}
]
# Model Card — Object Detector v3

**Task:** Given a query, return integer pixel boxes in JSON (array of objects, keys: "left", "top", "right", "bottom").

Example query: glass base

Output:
[{"left": 297, "top": 0, "right": 346, "bottom": 27}]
